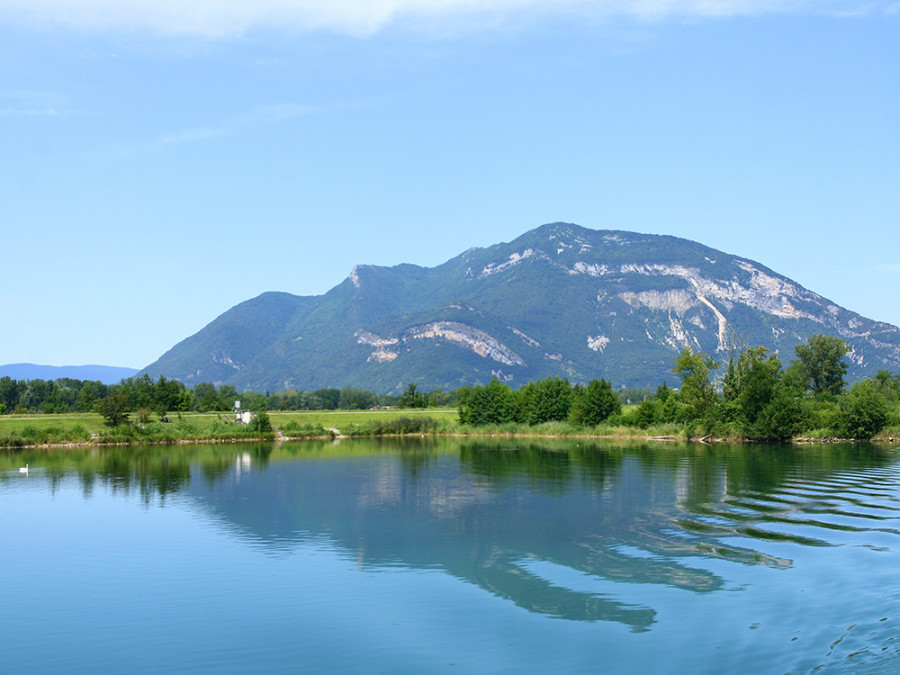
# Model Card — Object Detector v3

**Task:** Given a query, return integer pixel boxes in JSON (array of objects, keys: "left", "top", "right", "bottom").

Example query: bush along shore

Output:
[
  {"left": 3, "top": 335, "right": 900, "bottom": 448},
  {"left": 453, "top": 336, "right": 900, "bottom": 444},
  {"left": 4, "top": 414, "right": 898, "bottom": 450}
]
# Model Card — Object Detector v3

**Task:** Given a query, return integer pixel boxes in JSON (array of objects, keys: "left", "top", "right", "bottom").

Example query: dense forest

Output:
[{"left": 2, "top": 334, "right": 898, "bottom": 440}]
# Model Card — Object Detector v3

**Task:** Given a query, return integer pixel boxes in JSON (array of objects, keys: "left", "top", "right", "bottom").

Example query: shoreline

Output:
[{"left": 4, "top": 429, "right": 896, "bottom": 451}]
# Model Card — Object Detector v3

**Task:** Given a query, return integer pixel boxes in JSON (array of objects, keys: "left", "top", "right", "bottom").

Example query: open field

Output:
[
  {"left": 268, "top": 408, "right": 458, "bottom": 432},
  {"left": 0, "top": 408, "right": 457, "bottom": 433},
  {"left": 0, "top": 413, "right": 108, "bottom": 434},
  {"left": 2, "top": 407, "right": 897, "bottom": 448},
  {"left": 0, "top": 408, "right": 462, "bottom": 447}
]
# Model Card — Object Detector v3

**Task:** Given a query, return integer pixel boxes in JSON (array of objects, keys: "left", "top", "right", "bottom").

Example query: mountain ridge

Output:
[
  {"left": 0, "top": 363, "right": 140, "bottom": 385},
  {"left": 140, "top": 223, "right": 900, "bottom": 393}
]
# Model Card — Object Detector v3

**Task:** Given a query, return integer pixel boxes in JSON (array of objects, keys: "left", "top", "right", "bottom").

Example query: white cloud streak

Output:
[
  {"left": 0, "top": 107, "right": 62, "bottom": 116},
  {"left": 0, "top": 90, "right": 90, "bottom": 117},
  {"left": 107, "top": 103, "right": 319, "bottom": 159},
  {"left": 159, "top": 103, "right": 318, "bottom": 144},
  {"left": 0, "top": 1, "right": 894, "bottom": 37}
]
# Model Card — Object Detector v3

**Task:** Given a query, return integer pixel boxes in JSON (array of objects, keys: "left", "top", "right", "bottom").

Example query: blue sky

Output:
[{"left": 1, "top": 0, "right": 898, "bottom": 369}]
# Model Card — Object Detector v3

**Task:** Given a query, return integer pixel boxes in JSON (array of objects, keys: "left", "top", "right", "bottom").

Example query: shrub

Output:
[
  {"left": 69, "top": 424, "right": 91, "bottom": 442},
  {"left": 248, "top": 410, "right": 273, "bottom": 434},
  {"left": 281, "top": 420, "right": 330, "bottom": 437},
  {"left": 833, "top": 381, "right": 892, "bottom": 439},
  {"left": 349, "top": 416, "right": 439, "bottom": 436},
  {"left": 747, "top": 388, "right": 807, "bottom": 441}
]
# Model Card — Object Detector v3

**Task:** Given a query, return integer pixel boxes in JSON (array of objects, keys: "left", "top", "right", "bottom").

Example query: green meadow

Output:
[
  {"left": 2, "top": 405, "right": 897, "bottom": 449},
  {"left": 269, "top": 408, "right": 459, "bottom": 430},
  {"left": 0, "top": 408, "right": 461, "bottom": 447}
]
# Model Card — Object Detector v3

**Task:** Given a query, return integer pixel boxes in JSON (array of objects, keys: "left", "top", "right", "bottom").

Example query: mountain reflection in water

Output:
[
  {"left": 5, "top": 438, "right": 900, "bottom": 673},
  {"left": 154, "top": 439, "right": 896, "bottom": 634}
]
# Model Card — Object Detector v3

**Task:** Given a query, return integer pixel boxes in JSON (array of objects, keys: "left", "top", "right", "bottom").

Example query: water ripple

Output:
[{"left": 676, "top": 464, "right": 900, "bottom": 557}]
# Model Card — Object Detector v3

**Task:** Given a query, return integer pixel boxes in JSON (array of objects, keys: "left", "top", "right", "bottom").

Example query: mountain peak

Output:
[
  {"left": 349, "top": 265, "right": 362, "bottom": 288},
  {"left": 140, "top": 223, "right": 900, "bottom": 392}
]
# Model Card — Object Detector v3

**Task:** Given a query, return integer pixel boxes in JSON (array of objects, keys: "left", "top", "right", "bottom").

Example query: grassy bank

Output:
[
  {"left": 0, "top": 409, "right": 458, "bottom": 448},
  {"left": 0, "top": 411, "right": 302, "bottom": 448},
  {"left": 2, "top": 409, "right": 897, "bottom": 449}
]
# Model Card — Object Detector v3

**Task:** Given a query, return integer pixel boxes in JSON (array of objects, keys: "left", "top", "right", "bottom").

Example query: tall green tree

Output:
[
  {"left": 98, "top": 392, "right": 130, "bottom": 428},
  {"left": 312, "top": 388, "right": 341, "bottom": 410},
  {"left": 338, "top": 386, "right": 377, "bottom": 410},
  {"left": 672, "top": 348, "right": 719, "bottom": 421},
  {"left": 720, "top": 346, "right": 807, "bottom": 439},
  {"left": 519, "top": 376, "right": 572, "bottom": 425},
  {"left": 0, "top": 376, "right": 21, "bottom": 413},
  {"left": 153, "top": 375, "right": 186, "bottom": 416},
  {"left": 794, "top": 334, "right": 848, "bottom": 396},
  {"left": 192, "top": 382, "right": 225, "bottom": 412},
  {"left": 20, "top": 379, "right": 53, "bottom": 412},
  {"left": 514, "top": 381, "right": 536, "bottom": 424},
  {"left": 399, "top": 383, "right": 426, "bottom": 409},
  {"left": 723, "top": 347, "right": 783, "bottom": 426},
  {"left": 83, "top": 381, "right": 105, "bottom": 409},
  {"left": 218, "top": 385, "right": 239, "bottom": 407},
  {"left": 570, "top": 378, "right": 621, "bottom": 427},
  {"left": 871, "top": 370, "right": 900, "bottom": 403},
  {"left": 458, "top": 379, "right": 517, "bottom": 426}
]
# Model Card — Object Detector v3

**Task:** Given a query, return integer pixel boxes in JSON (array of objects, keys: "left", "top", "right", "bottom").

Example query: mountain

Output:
[
  {"left": 0, "top": 363, "right": 139, "bottom": 385},
  {"left": 139, "top": 223, "right": 900, "bottom": 393}
]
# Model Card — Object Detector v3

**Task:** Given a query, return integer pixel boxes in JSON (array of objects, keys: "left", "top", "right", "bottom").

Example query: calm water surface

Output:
[{"left": 2, "top": 439, "right": 900, "bottom": 673}]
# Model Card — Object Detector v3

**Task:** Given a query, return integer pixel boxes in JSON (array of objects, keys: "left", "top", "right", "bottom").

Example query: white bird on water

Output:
[{"left": 19, "top": 464, "right": 28, "bottom": 474}]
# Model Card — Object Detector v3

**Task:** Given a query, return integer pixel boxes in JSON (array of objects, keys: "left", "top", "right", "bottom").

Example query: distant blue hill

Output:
[{"left": 0, "top": 363, "right": 139, "bottom": 385}]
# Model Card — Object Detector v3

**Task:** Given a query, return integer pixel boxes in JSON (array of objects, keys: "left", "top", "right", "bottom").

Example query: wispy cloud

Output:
[
  {"left": 877, "top": 263, "right": 900, "bottom": 273},
  {"left": 109, "top": 102, "right": 320, "bottom": 158},
  {"left": 159, "top": 103, "right": 318, "bottom": 145},
  {"left": 0, "top": 89, "right": 88, "bottom": 117},
  {"left": 0, "top": 107, "right": 64, "bottom": 116},
  {"left": 1, "top": 1, "right": 895, "bottom": 37}
]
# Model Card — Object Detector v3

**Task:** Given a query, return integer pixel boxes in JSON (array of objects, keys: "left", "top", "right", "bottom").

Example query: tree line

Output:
[
  {"left": 668, "top": 334, "right": 900, "bottom": 439},
  {"left": 458, "top": 376, "right": 622, "bottom": 427},
  {"left": 457, "top": 334, "right": 900, "bottom": 440},
  {"left": 3, "top": 333, "right": 898, "bottom": 439},
  {"left": 0, "top": 375, "right": 458, "bottom": 420}
]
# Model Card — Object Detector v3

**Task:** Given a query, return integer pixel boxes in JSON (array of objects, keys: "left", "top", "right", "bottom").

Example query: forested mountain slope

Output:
[{"left": 140, "top": 223, "right": 900, "bottom": 393}]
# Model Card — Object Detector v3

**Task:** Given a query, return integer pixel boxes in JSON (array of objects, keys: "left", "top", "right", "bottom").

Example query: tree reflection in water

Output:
[{"left": 4, "top": 437, "right": 895, "bottom": 636}]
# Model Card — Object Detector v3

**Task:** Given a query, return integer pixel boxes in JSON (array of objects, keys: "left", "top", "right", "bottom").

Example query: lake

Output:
[{"left": 3, "top": 438, "right": 899, "bottom": 673}]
